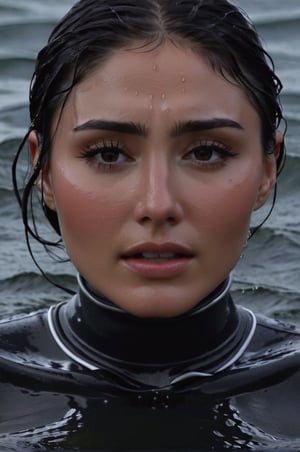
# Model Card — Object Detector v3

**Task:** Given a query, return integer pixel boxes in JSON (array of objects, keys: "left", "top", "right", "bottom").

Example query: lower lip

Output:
[{"left": 122, "top": 257, "right": 192, "bottom": 278}]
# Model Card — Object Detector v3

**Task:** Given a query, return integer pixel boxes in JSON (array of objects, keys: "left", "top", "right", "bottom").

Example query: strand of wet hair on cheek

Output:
[{"left": 12, "top": 129, "right": 75, "bottom": 296}]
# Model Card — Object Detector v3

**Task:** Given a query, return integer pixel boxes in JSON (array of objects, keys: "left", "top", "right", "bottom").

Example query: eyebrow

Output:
[
  {"left": 73, "top": 117, "right": 243, "bottom": 137},
  {"left": 170, "top": 118, "right": 243, "bottom": 137},
  {"left": 73, "top": 119, "right": 147, "bottom": 136}
]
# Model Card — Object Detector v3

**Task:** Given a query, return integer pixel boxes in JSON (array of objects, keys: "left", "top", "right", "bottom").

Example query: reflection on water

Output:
[{"left": 2, "top": 356, "right": 300, "bottom": 451}]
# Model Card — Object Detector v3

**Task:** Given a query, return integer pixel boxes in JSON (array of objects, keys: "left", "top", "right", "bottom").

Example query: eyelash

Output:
[
  {"left": 79, "top": 140, "right": 132, "bottom": 171},
  {"left": 183, "top": 140, "right": 238, "bottom": 169},
  {"left": 79, "top": 139, "right": 238, "bottom": 171}
]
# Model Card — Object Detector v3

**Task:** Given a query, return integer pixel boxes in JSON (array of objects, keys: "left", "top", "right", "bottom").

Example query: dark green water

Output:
[{"left": 0, "top": 0, "right": 299, "bottom": 322}]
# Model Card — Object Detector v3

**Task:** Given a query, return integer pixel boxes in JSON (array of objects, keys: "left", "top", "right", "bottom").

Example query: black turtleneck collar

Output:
[{"left": 49, "top": 275, "right": 255, "bottom": 388}]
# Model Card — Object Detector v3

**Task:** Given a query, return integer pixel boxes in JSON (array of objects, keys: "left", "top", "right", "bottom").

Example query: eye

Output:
[
  {"left": 79, "top": 140, "right": 132, "bottom": 170},
  {"left": 95, "top": 145, "right": 126, "bottom": 163},
  {"left": 184, "top": 141, "right": 238, "bottom": 168}
]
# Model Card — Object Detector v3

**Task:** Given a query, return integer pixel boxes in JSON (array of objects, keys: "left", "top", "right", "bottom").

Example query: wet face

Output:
[{"left": 34, "top": 43, "right": 277, "bottom": 317}]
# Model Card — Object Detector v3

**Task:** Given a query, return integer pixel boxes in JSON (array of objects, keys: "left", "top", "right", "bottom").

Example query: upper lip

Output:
[{"left": 122, "top": 242, "right": 194, "bottom": 257}]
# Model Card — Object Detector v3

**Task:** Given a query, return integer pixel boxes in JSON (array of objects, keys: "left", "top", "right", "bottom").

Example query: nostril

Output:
[
  {"left": 137, "top": 215, "right": 180, "bottom": 229},
  {"left": 133, "top": 193, "right": 184, "bottom": 226}
]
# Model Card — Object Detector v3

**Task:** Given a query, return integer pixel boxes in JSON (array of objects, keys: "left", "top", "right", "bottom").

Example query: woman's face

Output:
[{"left": 35, "top": 43, "right": 277, "bottom": 317}]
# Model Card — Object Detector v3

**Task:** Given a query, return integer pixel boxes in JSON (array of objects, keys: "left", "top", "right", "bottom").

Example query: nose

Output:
[{"left": 133, "top": 158, "right": 184, "bottom": 228}]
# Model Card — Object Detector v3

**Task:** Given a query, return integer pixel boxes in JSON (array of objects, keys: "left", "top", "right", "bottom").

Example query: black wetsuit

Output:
[{"left": 1, "top": 275, "right": 300, "bottom": 451}]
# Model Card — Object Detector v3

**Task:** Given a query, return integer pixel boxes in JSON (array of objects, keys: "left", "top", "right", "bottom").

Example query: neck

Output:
[
  {"left": 49, "top": 275, "right": 255, "bottom": 387},
  {"left": 77, "top": 275, "right": 234, "bottom": 363}
]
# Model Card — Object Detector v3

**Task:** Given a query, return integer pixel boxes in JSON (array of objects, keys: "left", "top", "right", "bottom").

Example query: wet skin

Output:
[{"left": 29, "top": 42, "right": 278, "bottom": 318}]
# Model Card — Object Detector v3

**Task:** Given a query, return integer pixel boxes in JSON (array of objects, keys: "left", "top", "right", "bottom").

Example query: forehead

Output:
[{"left": 60, "top": 42, "right": 259, "bottom": 129}]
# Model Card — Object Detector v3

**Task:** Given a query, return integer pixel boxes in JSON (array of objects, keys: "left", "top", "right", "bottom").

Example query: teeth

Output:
[{"left": 141, "top": 252, "right": 177, "bottom": 259}]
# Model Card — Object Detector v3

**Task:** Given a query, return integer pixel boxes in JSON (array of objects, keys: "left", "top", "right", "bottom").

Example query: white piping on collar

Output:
[
  {"left": 47, "top": 279, "right": 255, "bottom": 379},
  {"left": 48, "top": 303, "right": 99, "bottom": 371},
  {"left": 170, "top": 307, "right": 257, "bottom": 384},
  {"left": 190, "top": 273, "right": 232, "bottom": 316}
]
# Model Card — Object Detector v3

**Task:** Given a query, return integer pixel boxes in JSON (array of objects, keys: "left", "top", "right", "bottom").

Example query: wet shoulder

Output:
[
  {"left": 232, "top": 311, "right": 300, "bottom": 376},
  {"left": 247, "top": 312, "right": 300, "bottom": 352},
  {"left": 0, "top": 309, "right": 77, "bottom": 376},
  {"left": 0, "top": 309, "right": 56, "bottom": 356},
  {"left": 0, "top": 309, "right": 117, "bottom": 393}
]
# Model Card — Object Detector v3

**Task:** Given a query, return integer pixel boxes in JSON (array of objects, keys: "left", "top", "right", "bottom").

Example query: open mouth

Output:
[
  {"left": 130, "top": 252, "right": 186, "bottom": 262},
  {"left": 121, "top": 245, "right": 193, "bottom": 278}
]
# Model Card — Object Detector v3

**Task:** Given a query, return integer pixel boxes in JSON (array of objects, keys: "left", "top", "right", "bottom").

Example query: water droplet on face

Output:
[
  {"left": 135, "top": 90, "right": 140, "bottom": 96},
  {"left": 152, "top": 64, "right": 158, "bottom": 71},
  {"left": 161, "top": 93, "right": 166, "bottom": 100},
  {"left": 149, "top": 104, "right": 153, "bottom": 110},
  {"left": 181, "top": 87, "right": 186, "bottom": 94},
  {"left": 181, "top": 76, "right": 186, "bottom": 83}
]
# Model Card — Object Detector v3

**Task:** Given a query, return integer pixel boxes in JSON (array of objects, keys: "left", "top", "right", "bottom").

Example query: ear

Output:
[
  {"left": 253, "top": 132, "right": 283, "bottom": 210},
  {"left": 28, "top": 131, "right": 57, "bottom": 211}
]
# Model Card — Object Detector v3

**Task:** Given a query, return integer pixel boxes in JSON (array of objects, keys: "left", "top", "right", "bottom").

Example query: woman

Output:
[{"left": 1, "top": 0, "right": 299, "bottom": 450}]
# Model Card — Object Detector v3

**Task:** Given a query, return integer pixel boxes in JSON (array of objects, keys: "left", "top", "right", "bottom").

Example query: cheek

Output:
[
  {"left": 52, "top": 175, "right": 127, "bottom": 248},
  {"left": 190, "top": 174, "right": 260, "bottom": 240}
]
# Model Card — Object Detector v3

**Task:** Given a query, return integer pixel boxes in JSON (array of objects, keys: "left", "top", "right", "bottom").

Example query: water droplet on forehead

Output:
[
  {"left": 135, "top": 90, "right": 139, "bottom": 96},
  {"left": 152, "top": 64, "right": 158, "bottom": 71},
  {"left": 161, "top": 93, "right": 166, "bottom": 100},
  {"left": 181, "top": 76, "right": 186, "bottom": 83}
]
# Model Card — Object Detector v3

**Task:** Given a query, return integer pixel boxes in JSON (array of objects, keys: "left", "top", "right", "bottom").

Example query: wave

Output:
[
  {"left": 231, "top": 284, "right": 300, "bottom": 326},
  {"left": 0, "top": 104, "right": 29, "bottom": 127},
  {"left": 250, "top": 8, "right": 300, "bottom": 26},
  {"left": 253, "top": 224, "right": 300, "bottom": 244},
  {"left": 0, "top": 56, "right": 35, "bottom": 80},
  {"left": 0, "top": 271, "right": 76, "bottom": 288},
  {"left": 277, "top": 155, "right": 300, "bottom": 196},
  {"left": 0, "top": 0, "right": 73, "bottom": 23},
  {"left": 0, "top": 271, "right": 76, "bottom": 319},
  {"left": 234, "top": 225, "right": 300, "bottom": 304}
]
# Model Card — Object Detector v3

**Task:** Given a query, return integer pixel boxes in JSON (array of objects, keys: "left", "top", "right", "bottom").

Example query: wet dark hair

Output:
[{"left": 12, "top": 0, "right": 285, "bottom": 291}]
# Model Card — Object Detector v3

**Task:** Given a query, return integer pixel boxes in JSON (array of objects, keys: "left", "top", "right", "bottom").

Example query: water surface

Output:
[{"left": 0, "top": 1, "right": 299, "bottom": 318}]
